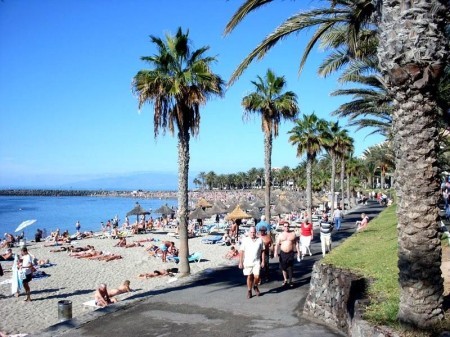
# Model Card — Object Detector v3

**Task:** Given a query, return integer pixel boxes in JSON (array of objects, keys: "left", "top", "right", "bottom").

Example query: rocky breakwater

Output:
[{"left": 303, "top": 262, "right": 399, "bottom": 337}]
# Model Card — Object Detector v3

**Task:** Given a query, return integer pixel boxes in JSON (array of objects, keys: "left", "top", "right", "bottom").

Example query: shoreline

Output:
[{"left": 0, "top": 230, "right": 235, "bottom": 335}]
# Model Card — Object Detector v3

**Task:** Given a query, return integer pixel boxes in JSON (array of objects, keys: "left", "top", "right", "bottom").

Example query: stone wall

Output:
[{"left": 303, "top": 262, "right": 400, "bottom": 337}]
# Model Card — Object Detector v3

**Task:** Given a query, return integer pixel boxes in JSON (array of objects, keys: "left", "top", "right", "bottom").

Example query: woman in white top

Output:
[{"left": 19, "top": 247, "right": 33, "bottom": 301}]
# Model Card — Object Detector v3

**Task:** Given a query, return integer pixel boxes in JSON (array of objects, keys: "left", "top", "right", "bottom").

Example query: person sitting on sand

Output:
[
  {"left": 224, "top": 246, "right": 239, "bottom": 260},
  {"left": 0, "top": 248, "right": 14, "bottom": 261},
  {"left": 138, "top": 268, "right": 178, "bottom": 279},
  {"left": 107, "top": 280, "right": 132, "bottom": 297},
  {"left": 114, "top": 237, "right": 127, "bottom": 247},
  {"left": 94, "top": 283, "right": 117, "bottom": 307}
]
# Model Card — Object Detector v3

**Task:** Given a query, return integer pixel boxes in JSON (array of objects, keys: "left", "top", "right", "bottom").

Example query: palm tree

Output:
[
  {"left": 336, "top": 131, "right": 354, "bottom": 209},
  {"left": 224, "top": 0, "right": 376, "bottom": 85},
  {"left": 242, "top": 69, "right": 299, "bottom": 220},
  {"left": 377, "top": 1, "right": 449, "bottom": 328},
  {"left": 288, "top": 113, "right": 329, "bottom": 217},
  {"left": 132, "top": 28, "right": 225, "bottom": 276}
]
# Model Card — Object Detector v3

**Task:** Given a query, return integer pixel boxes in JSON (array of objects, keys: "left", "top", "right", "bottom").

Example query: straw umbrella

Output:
[
  {"left": 126, "top": 202, "right": 151, "bottom": 224},
  {"left": 196, "top": 198, "right": 212, "bottom": 209},
  {"left": 226, "top": 205, "right": 252, "bottom": 238},
  {"left": 188, "top": 207, "right": 210, "bottom": 220}
]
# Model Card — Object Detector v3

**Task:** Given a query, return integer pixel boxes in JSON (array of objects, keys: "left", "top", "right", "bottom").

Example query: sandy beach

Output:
[{"left": 0, "top": 229, "right": 235, "bottom": 336}]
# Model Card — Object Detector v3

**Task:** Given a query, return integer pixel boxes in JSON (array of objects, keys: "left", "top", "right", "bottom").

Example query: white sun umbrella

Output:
[{"left": 14, "top": 219, "right": 37, "bottom": 232}]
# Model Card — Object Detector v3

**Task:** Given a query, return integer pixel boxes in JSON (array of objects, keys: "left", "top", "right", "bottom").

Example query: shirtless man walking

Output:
[{"left": 274, "top": 222, "right": 299, "bottom": 287}]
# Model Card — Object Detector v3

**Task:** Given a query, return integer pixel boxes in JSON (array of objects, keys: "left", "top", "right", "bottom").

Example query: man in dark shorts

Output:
[{"left": 274, "top": 222, "right": 299, "bottom": 287}]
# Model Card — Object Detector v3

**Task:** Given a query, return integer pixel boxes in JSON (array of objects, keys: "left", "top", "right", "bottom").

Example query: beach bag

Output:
[{"left": 19, "top": 269, "right": 27, "bottom": 280}]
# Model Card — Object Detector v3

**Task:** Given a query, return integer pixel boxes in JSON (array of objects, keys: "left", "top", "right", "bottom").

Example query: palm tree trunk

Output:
[
  {"left": 306, "top": 155, "right": 313, "bottom": 219},
  {"left": 378, "top": 0, "right": 448, "bottom": 328},
  {"left": 330, "top": 154, "right": 336, "bottom": 214},
  {"left": 346, "top": 172, "right": 351, "bottom": 208},
  {"left": 264, "top": 132, "right": 272, "bottom": 221},
  {"left": 177, "top": 131, "right": 191, "bottom": 276},
  {"left": 340, "top": 157, "right": 345, "bottom": 209}
]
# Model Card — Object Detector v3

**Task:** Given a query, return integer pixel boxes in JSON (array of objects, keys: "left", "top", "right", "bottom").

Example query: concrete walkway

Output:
[{"left": 36, "top": 200, "right": 384, "bottom": 337}]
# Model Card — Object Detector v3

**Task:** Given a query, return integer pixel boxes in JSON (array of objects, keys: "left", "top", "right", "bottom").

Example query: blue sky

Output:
[{"left": 0, "top": 0, "right": 384, "bottom": 189}]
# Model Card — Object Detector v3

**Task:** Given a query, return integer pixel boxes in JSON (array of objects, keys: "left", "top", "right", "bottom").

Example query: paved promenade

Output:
[{"left": 35, "top": 200, "right": 384, "bottom": 337}]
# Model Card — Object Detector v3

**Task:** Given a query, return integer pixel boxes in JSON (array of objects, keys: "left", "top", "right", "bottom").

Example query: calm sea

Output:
[{"left": 0, "top": 195, "right": 178, "bottom": 239}]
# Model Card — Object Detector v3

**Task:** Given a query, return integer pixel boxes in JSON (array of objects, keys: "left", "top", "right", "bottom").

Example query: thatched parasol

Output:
[
  {"left": 154, "top": 204, "right": 175, "bottom": 215},
  {"left": 126, "top": 202, "right": 151, "bottom": 223},
  {"left": 225, "top": 205, "right": 252, "bottom": 220},
  {"left": 206, "top": 203, "right": 227, "bottom": 216},
  {"left": 189, "top": 207, "right": 210, "bottom": 220},
  {"left": 247, "top": 207, "right": 262, "bottom": 219},
  {"left": 196, "top": 198, "right": 212, "bottom": 208},
  {"left": 251, "top": 199, "right": 265, "bottom": 209}
]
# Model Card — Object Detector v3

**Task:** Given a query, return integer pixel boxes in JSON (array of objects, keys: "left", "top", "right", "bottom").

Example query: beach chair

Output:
[{"left": 168, "top": 252, "right": 202, "bottom": 264}]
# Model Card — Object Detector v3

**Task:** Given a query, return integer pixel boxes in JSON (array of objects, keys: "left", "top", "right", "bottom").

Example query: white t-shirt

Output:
[
  {"left": 21, "top": 254, "right": 32, "bottom": 275},
  {"left": 240, "top": 237, "right": 263, "bottom": 267}
]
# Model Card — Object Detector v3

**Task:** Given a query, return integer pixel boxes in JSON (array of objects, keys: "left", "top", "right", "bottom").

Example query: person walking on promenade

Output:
[
  {"left": 259, "top": 226, "right": 273, "bottom": 282},
  {"left": 274, "top": 222, "right": 299, "bottom": 287},
  {"left": 239, "top": 226, "right": 264, "bottom": 299},
  {"left": 332, "top": 206, "right": 343, "bottom": 231},
  {"left": 319, "top": 214, "right": 334, "bottom": 258},
  {"left": 299, "top": 217, "right": 313, "bottom": 260}
]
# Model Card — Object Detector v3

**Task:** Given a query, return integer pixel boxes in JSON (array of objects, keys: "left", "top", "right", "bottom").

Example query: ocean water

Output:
[{"left": 0, "top": 196, "right": 178, "bottom": 239}]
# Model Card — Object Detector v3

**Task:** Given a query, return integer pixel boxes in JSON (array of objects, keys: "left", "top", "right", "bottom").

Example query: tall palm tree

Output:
[
  {"left": 288, "top": 113, "right": 329, "bottom": 217},
  {"left": 242, "top": 69, "right": 299, "bottom": 220},
  {"left": 132, "top": 28, "right": 225, "bottom": 276},
  {"left": 336, "top": 131, "right": 354, "bottom": 209},
  {"left": 224, "top": 0, "right": 376, "bottom": 85},
  {"left": 322, "top": 121, "right": 343, "bottom": 214},
  {"left": 377, "top": 0, "right": 449, "bottom": 328}
]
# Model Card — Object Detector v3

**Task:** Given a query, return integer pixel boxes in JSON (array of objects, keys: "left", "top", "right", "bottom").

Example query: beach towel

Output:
[
  {"left": 11, "top": 255, "right": 23, "bottom": 295},
  {"left": 83, "top": 299, "right": 102, "bottom": 309},
  {"left": 32, "top": 271, "right": 50, "bottom": 279},
  {"left": 201, "top": 235, "right": 223, "bottom": 244}
]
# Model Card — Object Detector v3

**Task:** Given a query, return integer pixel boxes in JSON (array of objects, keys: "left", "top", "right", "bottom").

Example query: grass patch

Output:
[{"left": 325, "top": 205, "right": 400, "bottom": 325}]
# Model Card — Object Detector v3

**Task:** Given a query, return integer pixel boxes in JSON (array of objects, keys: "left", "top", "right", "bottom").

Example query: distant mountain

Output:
[{"left": 60, "top": 171, "right": 185, "bottom": 191}]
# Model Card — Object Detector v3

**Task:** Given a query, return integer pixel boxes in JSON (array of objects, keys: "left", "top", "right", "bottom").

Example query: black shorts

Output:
[
  {"left": 279, "top": 251, "right": 295, "bottom": 271},
  {"left": 23, "top": 273, "right": 32, "bottom": 283}
]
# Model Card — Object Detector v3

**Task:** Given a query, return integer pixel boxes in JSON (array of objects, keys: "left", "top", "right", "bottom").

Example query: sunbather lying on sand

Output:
[
  {"left": 89, "top": 253, "right": 122, "bottom": 262},
  {"left": 124, "top": 242, "right": 142, "bottom": 248},
  {"left": 138, "top": 268, "right": 178, "bottom": 279},
  {"left": 69, "top": 249, "right": 101, "bottom": 258},
  {"left": 107, "top": 280, "right": 132, "bottom": 296}
]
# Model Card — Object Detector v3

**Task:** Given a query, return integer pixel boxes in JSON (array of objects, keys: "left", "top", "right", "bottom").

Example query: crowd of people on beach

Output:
[{"left": 0, "top": 186, "right": 381, "bottom": 337}]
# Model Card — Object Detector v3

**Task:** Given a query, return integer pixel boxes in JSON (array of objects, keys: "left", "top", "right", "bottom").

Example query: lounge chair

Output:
[{"left": 168, "top": 252, "right": 202, "bottom": 264}]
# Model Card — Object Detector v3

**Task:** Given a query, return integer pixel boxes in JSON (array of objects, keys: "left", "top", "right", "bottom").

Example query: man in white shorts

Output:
[{"left": 239, "top": 226, "right": 264, "bottom": 299}]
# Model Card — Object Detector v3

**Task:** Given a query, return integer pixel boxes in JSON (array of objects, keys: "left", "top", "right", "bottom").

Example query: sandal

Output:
[
  {"left": 253, "top": 285, "right": 260, "bottom": 296},
  {"left": 247, "top": 290, "right": 252, "bottom": 299},
  {"left": 282, "top": 280, "right": 288, "bottom": 287}
]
